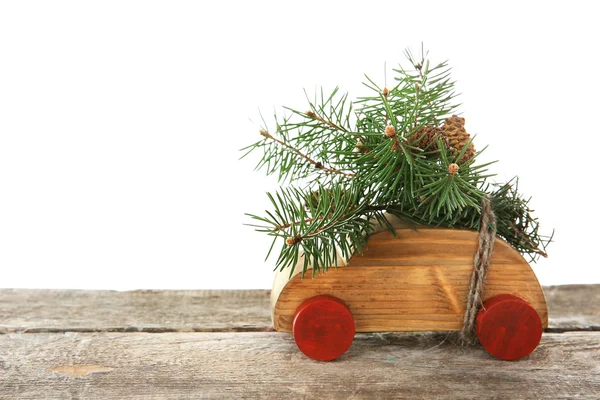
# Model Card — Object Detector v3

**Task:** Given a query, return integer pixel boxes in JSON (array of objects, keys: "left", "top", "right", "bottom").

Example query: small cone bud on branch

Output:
[
  {"left": 355, "top": 141, "right": 369, "bottom": 154},
  {"left": 448, "top": 163, "right": 459, "bottom": 176},
  {"left": 384, "top": 125, "right": 396, "bottom": 137},
  {"left": 286, "top": 235, "right": 302, "bottom": 246}
]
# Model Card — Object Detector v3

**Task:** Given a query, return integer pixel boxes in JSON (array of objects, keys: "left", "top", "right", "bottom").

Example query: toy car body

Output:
[{"left": 271, "top": 216, "right": 547, "bottom": 361}]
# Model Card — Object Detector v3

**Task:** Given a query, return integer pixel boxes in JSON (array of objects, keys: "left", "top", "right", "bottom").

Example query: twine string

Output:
[{"left": 460, "top": 194, "right": 497, "bottom": 344}]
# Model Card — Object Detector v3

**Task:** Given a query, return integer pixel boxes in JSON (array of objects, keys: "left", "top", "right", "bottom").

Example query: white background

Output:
[{"left": 1, "top": 1, "right": 598, "bottom": 290}]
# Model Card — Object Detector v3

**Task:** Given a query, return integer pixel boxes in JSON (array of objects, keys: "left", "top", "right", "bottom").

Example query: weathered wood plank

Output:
[
  {"left": 0, "top": 289, "right": 272, "bottom": 333},
  {"left": 0, "top": 331, "right": 598, "bottom": 399},
  {"left": 0, "top": 285, "right": 598, "bottom": 333},
  {"left": 544, "top": 284, "right": 600, "bottom": 331}
]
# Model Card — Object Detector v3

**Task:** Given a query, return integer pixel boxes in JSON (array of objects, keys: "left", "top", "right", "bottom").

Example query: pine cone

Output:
[
  {"left": 441, "top": 115, "right": 475, "bottom": 164},
  {"left": 411, "top": 125, "right": 445, "bottom": 151}
]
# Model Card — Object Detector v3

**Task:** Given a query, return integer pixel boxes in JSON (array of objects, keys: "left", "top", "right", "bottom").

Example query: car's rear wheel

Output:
[
  {"left": 292, "top": 295, "right": 355, "bottom": 361},
  {"left": 476, "top": 294, "right": 543, "bottom": 360}
]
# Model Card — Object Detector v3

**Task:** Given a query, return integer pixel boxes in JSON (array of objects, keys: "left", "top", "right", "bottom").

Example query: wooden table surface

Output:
[{"left": 0, "top": 285, "right": 598, "bottom": 399}]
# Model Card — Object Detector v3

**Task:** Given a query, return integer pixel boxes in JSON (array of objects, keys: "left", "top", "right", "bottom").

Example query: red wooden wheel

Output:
[
  {"left": 292, "top": 295, "right": 355, "bottom": 361},
  {"left": 476, "top": 294, "right": 543, "bottom": 361}
]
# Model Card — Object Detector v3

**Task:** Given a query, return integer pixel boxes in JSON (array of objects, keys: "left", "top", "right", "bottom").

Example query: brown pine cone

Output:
[
  {"left": 441, "top": 115, "right": 475, "bottom": 163},
  {"left": 411, "top": 125, "right": 445, "bottom": 151}
]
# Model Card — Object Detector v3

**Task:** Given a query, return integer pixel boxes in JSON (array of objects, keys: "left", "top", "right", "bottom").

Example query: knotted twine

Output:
[{"left": 459, "top": 194, "right": 497, "bottom": 344}]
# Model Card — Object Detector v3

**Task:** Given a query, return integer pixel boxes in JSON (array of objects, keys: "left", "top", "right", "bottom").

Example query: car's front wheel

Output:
[{"left": 292, "top": 295, "right": 355, "bottom": 361}]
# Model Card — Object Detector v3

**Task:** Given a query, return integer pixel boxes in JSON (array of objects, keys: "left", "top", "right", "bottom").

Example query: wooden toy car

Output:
[{"left": 271, "top": 215, "right": 547, "bottom": 361}]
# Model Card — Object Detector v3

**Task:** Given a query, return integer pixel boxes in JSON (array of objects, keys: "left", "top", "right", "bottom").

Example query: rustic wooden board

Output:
[
  {"left": 0, "top": 289, "right": 272, "bottom": 333},
  {"left": 0, "top": 331, "right": 598, "bottom": 399},
  {"left": 543, "top": 284, "right": 600, "bottom": 331},
  {"left": 271, "top": 223, "right": 548, "bottom": 333},
  {"left": 0, "top": 286, "right": 598, "bottom": 333}
]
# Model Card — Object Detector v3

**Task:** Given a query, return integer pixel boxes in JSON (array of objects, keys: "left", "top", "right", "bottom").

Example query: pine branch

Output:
[
  {"left": 247, "top": 183, "right": 380, "bottom": 276},
  {"left": 414, "top": 141, "right": 489, "bottom": 220},
  {"left": 243, "top": 46, "right": 552, "bottom": 276},
  {"left": 509, "top": 222, "right": 548, "bottom": 258},
  {"left": 488, "top": 179, "right": 552, "bottom": 261},
  {"left": 273, "top": 216, "right": 320, "bottom": 232},
  {"left": 259, "top": 129, "right": 355, "bottom": 178},
  {"left": 242, "top": 87, "right": 360, "bottom": 184},
  {"left": 305, "top": 110, "right": 347, "bottom": 133}
]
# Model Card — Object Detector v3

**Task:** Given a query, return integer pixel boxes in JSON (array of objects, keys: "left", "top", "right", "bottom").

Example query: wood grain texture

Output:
[
  {"left": 272, "top": 223, "right": 548, "bottom": 333},
  {"left": 0, "top": 331, "right": 598, "bottom": 400},
  {"left": 0, "top": 289, "right": 272, "bottom": 333},
  {"left": 544, "top": 284, "right": 600, "bottom": 331}
]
